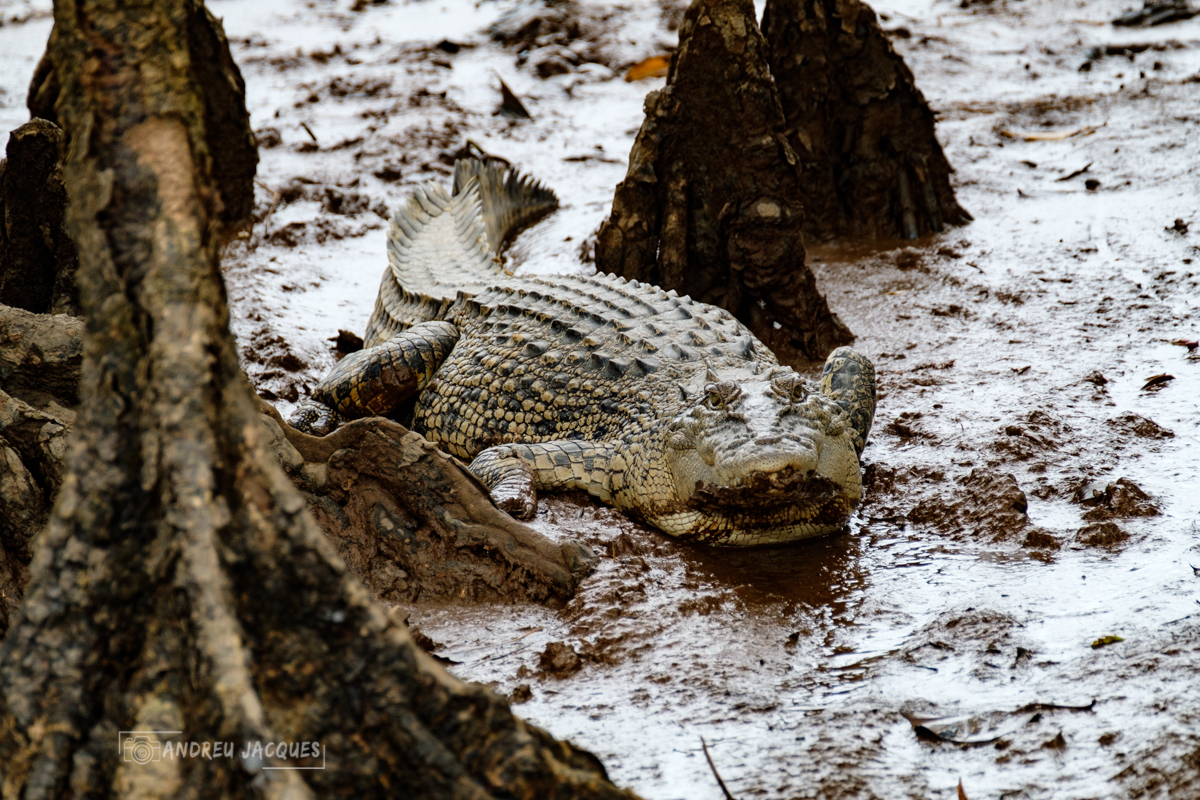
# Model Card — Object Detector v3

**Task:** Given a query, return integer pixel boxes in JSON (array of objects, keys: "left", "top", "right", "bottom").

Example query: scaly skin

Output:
[{"left": 292, "top": 161, "right": 877, "bottom": 545}]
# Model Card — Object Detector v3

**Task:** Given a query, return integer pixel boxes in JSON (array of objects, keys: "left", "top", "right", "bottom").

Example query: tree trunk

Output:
[
  {"left": 0, "top": 2, "right": 636, "bottom": 798},
  {"left": 595, "top": 0, "right": 853, "bottom": 364},
  {"left": 761, "top": 0, "right": 971, "bottom": 242},
  {"left": 0, "top": 120, "right": 79, "bottom": 315},
  {"left": 26, "top": 0, "right": 259, "bottom": 239},
  {"left": 0, "top": 305, "right": 80, "bottom": 639}
]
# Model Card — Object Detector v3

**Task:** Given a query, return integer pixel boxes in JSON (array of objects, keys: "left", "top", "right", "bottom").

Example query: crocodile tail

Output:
[
  {"left": 364, "top": 178, "right": 504, "bottom": 347},
  {"left": 452, "top": 157, "right": 559, "bottom": 256}
]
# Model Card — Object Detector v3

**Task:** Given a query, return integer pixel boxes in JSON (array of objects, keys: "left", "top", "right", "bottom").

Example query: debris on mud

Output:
[
  {"left": 1075, "top": 520, "right": 1129, "bottom": 549},
  {"left": 539, "top": 641, "right": 585, "bottom": 677},
  {"left": 1072, "top": 477, "right": 1160, "bottom": 521},
  {"left": 907, "top": 469, "right": 1040, "bottom": 545},
  {"left": 1106, "top": 412, "right": 1174, "bottom": 440},
  {"left": 1112, "top": 0, "right": 1200, "bottom": 27}
]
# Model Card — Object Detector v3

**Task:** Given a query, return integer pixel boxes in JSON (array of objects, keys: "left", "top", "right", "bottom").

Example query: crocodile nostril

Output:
[{"left": 755, "top": 435, "right": 782, "bottom": 446}]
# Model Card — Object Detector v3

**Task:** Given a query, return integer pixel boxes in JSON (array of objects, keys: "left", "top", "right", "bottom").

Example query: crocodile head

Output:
[{"left": 647, "top": 368, "right": 862, "bottom": 545}]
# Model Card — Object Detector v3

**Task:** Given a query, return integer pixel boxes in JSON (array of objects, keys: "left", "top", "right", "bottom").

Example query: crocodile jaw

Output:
[
  {"left": 652, "top": 433, "right": 862, "bottom": 545},
  {"left": 645, "top": 375, "right": 864, "bottom": 545}
]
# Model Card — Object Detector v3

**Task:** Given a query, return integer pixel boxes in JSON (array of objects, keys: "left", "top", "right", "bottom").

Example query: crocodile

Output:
[{"left": 290, "top": 159, "right": 877, "bottom": 545}]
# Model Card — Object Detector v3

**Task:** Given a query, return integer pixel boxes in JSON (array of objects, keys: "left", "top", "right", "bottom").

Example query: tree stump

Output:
[
  {"left": 0, "top": 1, "right": 637, "bottom": 797},
  {"left": 762, "top": 0, "right": 971, "bottom": 241},
  {"left": 595, "top": 0, "right": 853, "bottom": 364},
  {"left": 0, "top": 304, "right": 80, "bottom": 638},
  {"left": 0, "top": 119, "right": 79, "bottom": 315}
]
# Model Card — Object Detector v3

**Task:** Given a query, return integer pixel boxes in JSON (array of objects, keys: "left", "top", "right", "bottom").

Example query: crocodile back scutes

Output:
[{"left": 363, "top": 179, "right": 507, "bottom": 347}]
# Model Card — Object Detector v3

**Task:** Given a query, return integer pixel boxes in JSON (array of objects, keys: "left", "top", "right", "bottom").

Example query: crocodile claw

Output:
[{"left": 490, "top": 474, "right": 538, "bottom": 520}]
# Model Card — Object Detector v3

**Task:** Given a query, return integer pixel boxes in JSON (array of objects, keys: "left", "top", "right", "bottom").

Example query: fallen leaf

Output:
[
  {"left": 625, "top": 55, "right": 671, "bottom": 82},
  {"left": 1000, "top": 125, "right": 1098, "bottom": 141},
  {"left": 901, "top": 711, "right": 1021, "bottom": 745},
  {"left": 1141, "top": 374, "right": 1174, "bottom": 390},
  {"left": 1091, "top": 635, "right": 1124, "bottom": 649},
  {"left": 1011, "top": 365, "right": 1031, "bottom": 375},
  {"left": 958, "top": 779, "right": 970, "bottom": 800},
  {"left": 495, "top": 75, "right": 531, "bottom": 119},
  {"left": 1170, "top": 338, "right": 1198, "bottom": 351}
]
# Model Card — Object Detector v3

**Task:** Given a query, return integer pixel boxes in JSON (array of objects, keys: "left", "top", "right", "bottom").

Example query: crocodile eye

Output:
[{"left": 703, "top": 383, "right": 724, "bottom": 410}]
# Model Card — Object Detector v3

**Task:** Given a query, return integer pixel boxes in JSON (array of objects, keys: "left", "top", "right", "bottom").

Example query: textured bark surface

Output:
[
  {"left": 261, "top": 403, "right": 595, "bottom": 604},
  {"left": 595, "top": 0, "right": 852, "bottom": 364},
  {"left": 0, "top": 2, "right": 636, "bottom": 798},
  {"left": 27, "top": 0, "right": 258, "bottom": 237},
  {"left": 0, "top": 120, "right": 79, "bottom": 315},
  {"left": 762, "top": 0, "right": 970, "bottom": 241},
  {"left": 0, "top": 305, "right": 80, "bottom": 638}
]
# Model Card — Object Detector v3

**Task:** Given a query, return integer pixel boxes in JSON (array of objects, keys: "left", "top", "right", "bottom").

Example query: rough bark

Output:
[
  {"left": 0, "top": 305, "right": 80, "bottom": 637},
  {"left": 762, "top": 0, "right": 970, "bottom": 241},
  {"left": 260, "top": 403, "right": 595, "bottom": 604},
  {"left": 0, "top": 2, "right": 635, "bottom": 798},
  {"left": 0, "top": 120, "right": 79, "bottom": 315},
  {"left": 26, "top": 0, "right": 259, "bottom": 237},
  {"left": 595, "top": 0, "right": 852, "bottom": 364}
]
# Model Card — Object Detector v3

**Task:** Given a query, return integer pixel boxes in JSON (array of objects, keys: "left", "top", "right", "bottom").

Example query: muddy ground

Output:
[{"left": 2, "top": 0, "right": 1199, "bottom": 796}]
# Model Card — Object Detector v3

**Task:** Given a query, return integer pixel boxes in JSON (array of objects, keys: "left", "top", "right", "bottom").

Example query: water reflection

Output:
[{"left": 673, "top": 529, "right": 868, "bottom": 616}]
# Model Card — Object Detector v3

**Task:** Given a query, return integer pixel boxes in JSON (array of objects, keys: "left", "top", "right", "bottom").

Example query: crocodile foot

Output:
[{"left": 469, "top": 446, "right": 539, "bottom": 520}]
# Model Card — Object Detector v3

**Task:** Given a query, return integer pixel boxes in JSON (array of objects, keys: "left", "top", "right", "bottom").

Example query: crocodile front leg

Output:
[
  {"left": 818, "top": 346, "right": 877, "bottom": 457},
  {"left": 289, "top": 320, "right": 459, "bottom": 434},
  {"left": 468, "top": 440, "right": 614, "bottom": 520}
]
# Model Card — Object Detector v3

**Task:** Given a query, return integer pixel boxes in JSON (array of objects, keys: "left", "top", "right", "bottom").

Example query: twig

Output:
[
  {"left": 700, "top": 736, "right": 738, "bottom": 800},
  {"left": 252, "top": 180, "right": 282, "bottom": 251},
  {"left": 1055, "top": 162, "right": 1093, "bottom": 182},
  {"left": 300, "top": 121, "right": 318, "bottom": 143}
]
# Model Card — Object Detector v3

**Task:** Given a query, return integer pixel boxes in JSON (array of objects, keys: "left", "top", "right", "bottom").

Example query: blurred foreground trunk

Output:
[
  {"left": 595, "top": 0, "right": 853, "bottom": 364},
  {"left": 0, "top": 1, "right": 635, "bottom": 797}
]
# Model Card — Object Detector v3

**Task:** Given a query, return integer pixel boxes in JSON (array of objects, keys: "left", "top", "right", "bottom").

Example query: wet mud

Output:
[{"left": 5, "top": 0, "right": 1199, "bottom": 796}]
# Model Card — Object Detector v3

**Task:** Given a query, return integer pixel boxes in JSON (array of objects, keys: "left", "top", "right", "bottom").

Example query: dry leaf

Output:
[
  {"left": 496, "top": 75, "right": 531, "bottom": 119},
  {"left": 625, "top": 55, "right": 671, "bottom": 82},
  {"left": 1000, "top": 125, "right": 1098, "bottom": 141},
  {"left": 1091, "top": 635, "right": 1124, "bottom": 649},
  {"left": 958, "top": 779, "right": 970, "bottom": 800},
  {"left": 1170, "top": 338, "right": 1198, "bottom": 351},
  {"left": 1141, "top": 374, "right": 1174, "bottom": 390}
]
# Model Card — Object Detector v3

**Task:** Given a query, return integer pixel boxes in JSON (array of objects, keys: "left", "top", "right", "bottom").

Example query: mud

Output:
[{"left": 3, "top": 0, "right": 1200, "bottom": 796}]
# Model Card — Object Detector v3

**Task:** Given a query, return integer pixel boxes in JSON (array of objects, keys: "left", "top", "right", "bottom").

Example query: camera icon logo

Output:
[{"left": 121, "top": 734, "right": 161, "bottom": 765}]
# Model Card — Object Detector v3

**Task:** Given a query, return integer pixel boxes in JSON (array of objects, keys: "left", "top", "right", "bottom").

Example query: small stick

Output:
[
  {"left": 700, "top": 736, "right": 737, "bottom": 800},
  {"left": 300, "top": 121, "right": 318, "bottom": 143},
  {"left": 253, "top": 180, "right": 282, "bottom": 251}
]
